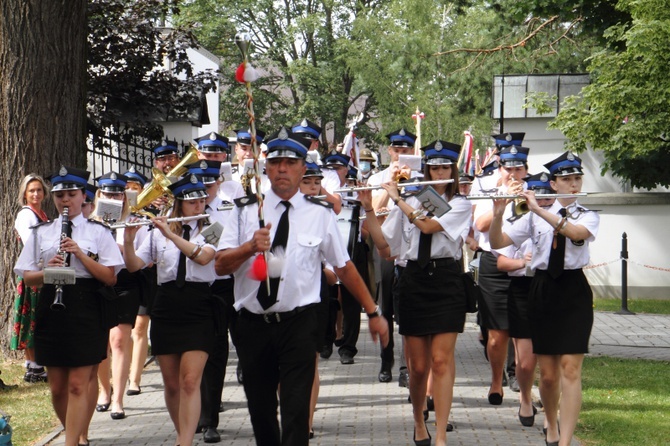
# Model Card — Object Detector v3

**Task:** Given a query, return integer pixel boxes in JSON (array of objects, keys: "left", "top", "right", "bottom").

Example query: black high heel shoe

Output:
[{"left": 413, "top": 424, "right": 431, "bottom": 446}]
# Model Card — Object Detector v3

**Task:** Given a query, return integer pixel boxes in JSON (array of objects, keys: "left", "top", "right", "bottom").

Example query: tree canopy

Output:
[
  {"left": 177, "top": 0, "right": 596, "bottom": 153},
  {"left": 549, "top": 0, "right": 670, "bottom": 189},
  {"left": 87, "top": 0, "right": 218, "bottom": 142}
]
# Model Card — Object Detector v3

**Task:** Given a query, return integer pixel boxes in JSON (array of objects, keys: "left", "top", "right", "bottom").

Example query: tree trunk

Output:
[{"left": 0, "top": 0, "right": 88, "bottom": 355}]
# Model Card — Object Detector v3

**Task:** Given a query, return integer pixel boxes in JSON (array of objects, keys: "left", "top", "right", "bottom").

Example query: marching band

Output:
[{"left": 13, "top": 123, "right": 597, "bottom": 446}]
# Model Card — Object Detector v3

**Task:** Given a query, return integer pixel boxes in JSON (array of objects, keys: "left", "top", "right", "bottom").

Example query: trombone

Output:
[
  {"left": 334, "top": 179, "right": 454, "bottom": 194},
  {"left": 107, "top": 214, "right": 210, "bottom": 230}
]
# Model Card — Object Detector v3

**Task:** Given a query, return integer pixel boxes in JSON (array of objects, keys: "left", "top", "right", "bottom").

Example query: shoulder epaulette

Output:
[
  {"left": 234, "top": 195, "right": 258, "bottom": 207},
  {"left": 304, "top": 195, "right": 334, "bottom": 209},
  {"left": 29, "top": 220, "right": 53, "bottom": 230}
]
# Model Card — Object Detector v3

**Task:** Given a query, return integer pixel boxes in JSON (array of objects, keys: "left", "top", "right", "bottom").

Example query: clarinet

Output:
[{"left": 50, "top": 206, "right": 71, "bottom": 311}]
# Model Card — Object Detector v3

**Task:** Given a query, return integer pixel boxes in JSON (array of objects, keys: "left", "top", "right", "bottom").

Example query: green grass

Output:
[
  {"left": 593, "top": 297, "right": 670, "bottom": 315},
  {"left": 0, "top": 360, "right": 59, "bottom": 446},
  {"left": 579, "top": 356, "right": 670, "bottom": 446}
]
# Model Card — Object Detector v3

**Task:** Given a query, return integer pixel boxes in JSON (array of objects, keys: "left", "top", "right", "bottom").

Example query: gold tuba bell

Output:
[{"left": 131, "top": 145, "right": 200, "bottom": 216}]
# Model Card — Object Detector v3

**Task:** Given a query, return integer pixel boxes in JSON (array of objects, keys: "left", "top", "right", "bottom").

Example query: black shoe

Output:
[
  {"left": 196, "top": 425, "right": 205, "bottom": 434},
  {"left": 426, "top": 396, "right": 434, "bottom": 412},
  {"left": 398, "top": 368, "right": 409, "bottom": 388},
  {"left": 126, "top": 386, "right": 141, "bottom": 396},
  {"left": 203, "top": 427, "right": 221, "bottom": 443},
  {"left": 413, "top": 424, "right": 431, "bottom": 446},
  {"left": 518, "top": 405, "right": 537, "bottom": 427},
  {"left": 487, "top": 392, "right": 503, "bottom": 405},
  {"left": 378, "top": 368, "right": 392, "bottom": 382},
  {"left": 309, "top": 429, "right": 314, "bottom": 439},
  {"left": 446, "top": 422, "right": 454, "bottom": 432},
  {"left": 29, "top": 366, "right": 48, "bottom": 383},
  {"left": 423, "top": 410, "right": 429, "bottom": 422},
  {"left": 334, "top": 337, "right": 345, "bottom": 347},
  {"left": 110, "top": 410, "right": 126, "bottom": 420},
  {"left": 339, "top": 351, "right": 354, "bottom": 365},
  {"left": 320, "top": 344, "right": 333, "bottom": 359},
  {"left": 96, "top": 402, "right": 110, "bottom": 412},
  {"left": 509, "top": 375, "right": 520, "bottom": 392}
]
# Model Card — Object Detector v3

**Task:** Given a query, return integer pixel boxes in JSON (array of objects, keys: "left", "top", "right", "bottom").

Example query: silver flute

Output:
[
  {"left": 334, "top": 179, "right": 454, "bottom": 193},
  {"left": 107, "top": 214, "right": 210, "bottom": 229},
  {"left": 466, "top": 193, "right": 587, "bottom": 200}
]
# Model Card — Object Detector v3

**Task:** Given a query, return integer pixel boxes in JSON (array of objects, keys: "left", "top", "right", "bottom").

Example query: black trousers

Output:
[
  {"left": 236, "top": 306, "right": 318, "bottom": 446},
  {"left": 199, "top": 278, "right": 235, "bottom": 429},
  {"left": 338, "top": 241, "right": 369, "bottom": 357}
]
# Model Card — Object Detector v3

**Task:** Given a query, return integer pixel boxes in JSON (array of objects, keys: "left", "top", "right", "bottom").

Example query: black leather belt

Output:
[
  {"left": 407, "top": 257, "right": 457, "bottom": 268},
  {"left": 239, "top": 304, "right": 316, "bottom": 324}
]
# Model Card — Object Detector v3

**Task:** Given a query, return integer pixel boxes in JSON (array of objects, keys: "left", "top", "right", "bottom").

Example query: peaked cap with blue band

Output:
[
  {"left": 324, "top": 151, "right": 350, "bottom": 167},
  {"left": 235, "top": 128, "right": 266, "bottom": 145},
  {"left": 85, "top": 184, "right": 98, "bottom": 202},
  {"left": 48, "top": 166, "right": 90, "bottom": 192},
  {"left": 291, "top": 119, "right": 322, "bottom": 140},
  {"left": 96, "top": 172, "right": 129, "bottom": 193},
  {"left": 421, "top": 140, "right": 461, "bottom": 165},
  {"left": 195, "top": 132, "right": 229, "bottom": 153},
  {"left": 386, "top": 128, "right": 416, "bottom": 148},
  {"left": 264, "top": 127, "right": 310, "bottom": 159},
  {"left": 168, "top": 174, "right": 208, "bottom": 200},
  {"left": 304, "top": 162, "right": 323, "bottom": 178},
  {"left": 122, "top": 167, "right": 149, "bottom": 187},
  {"left": 498, "top": 145, "right": 530, "bottom": 167},
  {"left": 187, "top": 160, "right": 222, "bottom": 184},
  {"left": 544, "top": 151, "right": 583, "bottom": 177},
  {"left": 153, "top": 140, "right": 179, "bottom": 157},
  {"left": 525, "top": 172, "right": 554, "bottom": 194},
  {"left": 492, "top": 132, "right": 525, "bottom": 149}
]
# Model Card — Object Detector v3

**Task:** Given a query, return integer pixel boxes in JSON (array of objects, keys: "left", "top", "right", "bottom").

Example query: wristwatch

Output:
[{"left": 366, "top": 305, "right": 381, "bottom": 319}]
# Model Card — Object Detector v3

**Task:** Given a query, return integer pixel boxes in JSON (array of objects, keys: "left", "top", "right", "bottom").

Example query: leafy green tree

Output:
[
  {"left": 87, "top": 0, "right": 218, "bottom": 142},
  {"left": 177, "top": 0, "right": 602, "bottom": 154},
  {"left": 549, "top": 0, "right": 670, "bottom": 189}
]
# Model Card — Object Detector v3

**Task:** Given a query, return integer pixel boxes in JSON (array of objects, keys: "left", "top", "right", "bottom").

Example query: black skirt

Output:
[
  {"left": 113, "top": 269, "right": 142, "bottom": 326},
  {"left": 508, "top": 276, "right": 533, "bottom": 339},
  {"left": 150, "top": 281, "right": 215, "bottom": 355},
  {"left": 395, "top": 259, "right": 466, "bottom": 336},
  {"left": 528, "top": 269, "right": 594, "bottom": 355},
  {"left": 35, "top": 279, "right": 108, "bottom": 367},
  {"left": 477, "top": 251, "right": 511, "bottom": 330}
]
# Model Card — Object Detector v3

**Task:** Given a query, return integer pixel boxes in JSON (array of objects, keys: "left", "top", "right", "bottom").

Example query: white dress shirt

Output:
[
  {"left": 14, "top": 213, "right": 124, "bottom": 278},
  {"left": 505, "top": 201, "right": 600, "bottom": 271},
  {"left": 134, "top": 222, "right": 216, "bottom": 285},
  {"left": 218, "top": 188, "right": 350, "bottom": 314},
  {"left": 382, "top": 194, "right": 472, "bottom": 262}
]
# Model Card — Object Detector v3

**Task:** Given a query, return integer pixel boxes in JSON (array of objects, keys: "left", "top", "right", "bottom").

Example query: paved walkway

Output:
[{"left": 39, "top": 312, "right": 669, "bottom": 446}]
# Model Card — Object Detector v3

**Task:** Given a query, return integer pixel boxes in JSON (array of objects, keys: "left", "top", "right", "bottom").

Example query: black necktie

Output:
[
  {"left": 417, "top": 231, "right": 432, "bottom": 269},
  {"left": 257, "top": 201, "right": 291, "bottom": 310},
  {"left": 547, "top": 208, "right": 567, "bottom": 279},
  {"left": 176, "top": 224, "right": 191, "bottom": 288}
]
